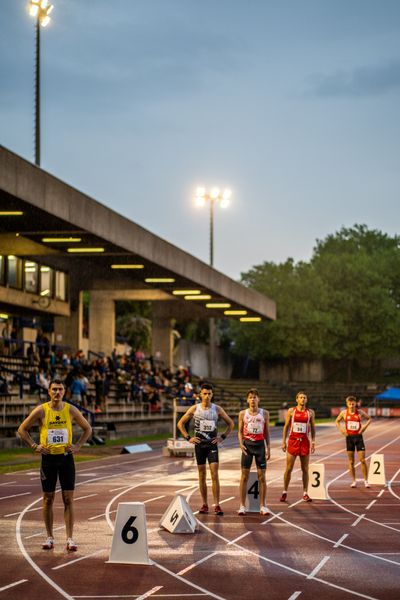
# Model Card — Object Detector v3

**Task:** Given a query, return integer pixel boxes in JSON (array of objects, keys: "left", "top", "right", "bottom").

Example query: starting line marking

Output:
[
  {"left": 366, "top": 500, "right": 377, "bottom": 511},
  {"left": 351, "top": 513, "right": 365, "bottom": 527},
  {"left": 333, "top": 533, "right": 348, "bottom": 548},
  {"left": 136, "top": 589, "right": 164, "bottom": 600},
  {"left": 288, "top": 593, "right": 302, "bottom": 600},
  {"left": 177, "top": 551, "right": 219, "bottom": 576},
  {"left": 52, "top": 549, "right": 106, "bottom": 570},
  {"left": 0, "top": 579, "right": 28, "bottom": 592},
  {"left": 307, "top": 555, "right": 330, "bottom": 579}
]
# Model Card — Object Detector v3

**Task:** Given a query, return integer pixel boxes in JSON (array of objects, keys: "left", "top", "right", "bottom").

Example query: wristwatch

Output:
[
  {"left": 221, "top": 433, "right": 226, "bottom": 440},
  {"left": 185, "top": 435, "right": 191, "bottom": 441}
]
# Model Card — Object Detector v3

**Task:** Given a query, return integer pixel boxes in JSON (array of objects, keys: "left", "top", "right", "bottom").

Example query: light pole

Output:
[
  {"left": 194, "top": 187, "right": 232, "bottom": 267},
  {"left": 194, "top": 186, "right": 232, "bottom": 377},
  {"left": 29, "top": 0, "right": 54, "bottom": 166}
]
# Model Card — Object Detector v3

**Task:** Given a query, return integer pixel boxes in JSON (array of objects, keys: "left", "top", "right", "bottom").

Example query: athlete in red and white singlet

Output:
[
  {"left": 336, "top": 396, "right": 371, "bottom": 488},
  {"left": 238, "top": 389, "right": 270, "bottom": 516},
  {"left": 243, "top": 409, "right": 266, "bottom": 442},
  {"left": 281, "top": 392, "right": 316, "bottom": 502}
]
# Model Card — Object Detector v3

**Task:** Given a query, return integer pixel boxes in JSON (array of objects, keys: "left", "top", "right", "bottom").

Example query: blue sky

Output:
[{"left": 1, "top": 1, "right": 400, "bottom": 279}]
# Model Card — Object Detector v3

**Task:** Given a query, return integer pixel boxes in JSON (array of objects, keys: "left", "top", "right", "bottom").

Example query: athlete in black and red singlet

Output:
[
  {"left": 336, "top": 395, "right": 371, "bottom": 487},
  {"left": 237, "top": 388, "right": 270, "bottom": 516},
  {"left": 281, "top": 391, "right": 316, "bottom": 502}
]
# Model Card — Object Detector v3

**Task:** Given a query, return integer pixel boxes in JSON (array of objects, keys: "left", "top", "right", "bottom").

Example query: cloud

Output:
[{"left": 309, "top": 59, "right": 400, "bottom": 97}]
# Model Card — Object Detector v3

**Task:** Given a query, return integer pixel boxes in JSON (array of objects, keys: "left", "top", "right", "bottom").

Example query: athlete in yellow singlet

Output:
[{"left": 18, "top": 379, "right": 92, "bottom": 551}]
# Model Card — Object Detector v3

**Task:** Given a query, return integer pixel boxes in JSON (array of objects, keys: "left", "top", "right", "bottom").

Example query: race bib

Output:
[
  {"left": 347, "top": 420, "right": 360, "bottom": 431},
  {"left": 47, "top": 428, "right": 68, "bottom": 445},
  {"left": 200, "top": 419, "right": 216, "bottom": 433},
  {"left": 292, "top": 422, "right": 307, "bottom": 434},
  {"left": 248, "top": 422, "right": 263, "bottom": 435}
]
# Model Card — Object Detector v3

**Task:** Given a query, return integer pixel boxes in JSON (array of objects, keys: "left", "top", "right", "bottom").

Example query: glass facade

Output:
[
  {"left": 7, "top": 255, "right": 22, "bottom": 289},
  {"left": 55, "top": 270, "right": 67, "bottom": 301},
  {"left": 40, "top": 265, "right": 53, "bottom": 297},
  {"left": 24, "top": 261, "right": 39, "bottom": 293}
]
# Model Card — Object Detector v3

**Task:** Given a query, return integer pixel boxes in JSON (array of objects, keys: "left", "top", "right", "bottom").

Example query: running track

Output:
[{"left": 0, "top": 420, "right": 399, "bottom": 599}]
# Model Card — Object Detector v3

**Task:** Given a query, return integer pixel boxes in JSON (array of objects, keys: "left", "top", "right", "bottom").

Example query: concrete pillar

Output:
[
  {"left": 54, "top": 290, "right": 83, "bottom": 352},
  {"left": 151, "top": 302, "right": 174, "bottom": 369},
  {"left": 88, "top": 291, "right": 115, "bottom": 355}
]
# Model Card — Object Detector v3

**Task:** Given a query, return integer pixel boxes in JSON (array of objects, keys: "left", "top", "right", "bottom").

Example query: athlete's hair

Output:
[
  {"left": 345, "top": 396, "right": 357, "bottom": 403},
  {"left": 200, "top": 382, "right": 214, "bottom": 392},
  {"left": 48, "top": 378, "right": 66, "bottom": 389},
  {"left": 296, "top": 391, "right": 307, "bottom": 400},
  {"left": 246, "top": 388, "right": 259, "bottom": 399}
]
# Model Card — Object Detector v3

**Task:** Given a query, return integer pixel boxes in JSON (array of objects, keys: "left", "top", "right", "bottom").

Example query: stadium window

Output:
[
  {"left": 40, "top": 265, "right": 53, "bottom": 298},
  {"left": 0, "top": 256, "right": 4, "bottom": 286},
  {"left": 7, "top": 255, "right": 22, "bottom": 289},
  {"left": 24, "top": 261, "right": 39, "bottom": 293},
  {"left": 55, "top": 270, "right": 67, "bottom": 301}
]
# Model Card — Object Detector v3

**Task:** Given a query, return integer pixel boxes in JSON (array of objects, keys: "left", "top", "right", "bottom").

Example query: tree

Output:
[{"left": 229, "top": 225, "right": 400, "bottom": 379}]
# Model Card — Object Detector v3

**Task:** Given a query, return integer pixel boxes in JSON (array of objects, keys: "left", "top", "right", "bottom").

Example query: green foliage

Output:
[
  {"left": 115, "top": 301, "right": 152, "bottom": 351},
  {"left": 229, "top": 225, "right": 400, "bottom": 363}
]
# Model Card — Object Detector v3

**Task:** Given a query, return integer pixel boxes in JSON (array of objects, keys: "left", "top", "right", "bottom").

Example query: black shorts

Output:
[
  {"left": 40, "top": 453, "right": 76, "bottom": 492},
  {"left": 195, "top": 442, "right": 219, "bottom": 465},
  {"left": 346, "top": 434, "right": 365, "bottom": 452},
  {"left": 241, "top": 439, "right": 266, "bottom": 470}
]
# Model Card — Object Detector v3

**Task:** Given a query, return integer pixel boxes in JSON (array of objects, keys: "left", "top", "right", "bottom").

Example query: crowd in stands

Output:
[{"left": 1, "top": 331, "right": 198, "bottom": 414}]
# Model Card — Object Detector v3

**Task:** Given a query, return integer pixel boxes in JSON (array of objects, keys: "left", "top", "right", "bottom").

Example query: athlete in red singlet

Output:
[
  {"left": 335, "top": 396, "right": 371, "bottom": 488},
  {"left": 280, "top": 392, "right": 316, "bottom": 502}
]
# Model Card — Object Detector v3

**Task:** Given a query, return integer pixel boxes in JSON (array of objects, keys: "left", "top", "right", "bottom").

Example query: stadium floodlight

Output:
[
  {"left": 29, "top": 0, "right": 55, "bottom": 166},
  {"left": 193, "top": 186, "right": 232, "bottom": 267}
]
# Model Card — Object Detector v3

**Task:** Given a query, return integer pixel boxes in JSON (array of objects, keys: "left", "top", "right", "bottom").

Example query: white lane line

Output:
[
  {"left": 0, "top": 491, "right": 31, "bottom": 500},
  {"left": 5, "top": 506, "right": 41, "bottom": 518},
  {"left": 0, "top": 480, "right": 17, "bottom": 486},
  {"left": 261, "top": 511, "right": 283, "bottom": 525},
  {"left": 366, "top": 500, "right": 377, "bottom": 510},
  {"left": 75, "top": 494, "right": 98, "bottom": 501},
  {"left": 227, "top": 531, "right": 252, "bottom": 545},
  {"left": 288, "top": 498, "right": 303, "bottom": 508},
  {"left": 52, "top": 549, "right": 106, "bottom": 570},
  {"left": 109, "top": 486, "right": 131, "bottom": 492},
  {"left": 377, "top": 489, "right": 385, "bottom": 498},
  {"left": 16, "top": 498, "right": 74, "bottom": 600},
  {"left": 177, "top": 551, "right": 219, "bottom": 575},
  {"left": 175, "top": 485, "right": 197, "bottom": 494},
  {"left": 105, "top": 481, "right": 227, "bottom": 600},
  {"left": 0, "top": 579, "right": 28, "bottom": 592},
  {"left": 88, "top": 509, "right": 117, "bottom": 521},
  {"left": 326, "top": 431, "right": 400, "bottom": 533},
  {"left": 88, "top": 495, "right": 165, "bottom": 521},
  {"left": 26, "top": 525, "right": 65, "bottom": 539},
  {"left": 307, "top": 555, "right": 330, "bottom": 579},
  {"left": 351, "top": 514, "right": 365, "bottom": 527},
  {"left": 387, "top": 467, "right": 400, "bottom": 501},
  {"left": 136, "top": 588, "right": 164, "bottom": 600},
  {"left": 153, "top": 560, "right": 226, "bottom": 600},
  {"left": 144, "top": 495, "right": 165, "bottom": 504},
  {"left": 197, "top": 518, "right": 378, "bottom": 600},
  {"left": 333, "top": 533, "right": 348, "bottom": 548},
  {"left": 288, "top": 593, "right": 302, "bottom": 600}
]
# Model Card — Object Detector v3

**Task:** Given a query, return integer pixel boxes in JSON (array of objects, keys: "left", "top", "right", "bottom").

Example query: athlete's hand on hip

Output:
[
  {"left": 212, "top": 437, "right": 222, "bottom": 445},
  {"left": 66, "top": 444, "right": 82, "bottom": 454},
  {"left": 190, "top": 436, "right": 201, "bottom": 444},
  {"left": 36, "top": 444, "right": 49, "bottom": 454}
]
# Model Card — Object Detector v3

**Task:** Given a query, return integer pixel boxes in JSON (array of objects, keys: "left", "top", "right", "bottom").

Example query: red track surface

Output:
[{"left": 0, "top": 420, "right": 399, "bottom": 599}]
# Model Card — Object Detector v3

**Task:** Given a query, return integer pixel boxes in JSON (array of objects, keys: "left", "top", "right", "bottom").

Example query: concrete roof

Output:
[{"left": 0, "top": 145, "right": 276, "bottom": 321}]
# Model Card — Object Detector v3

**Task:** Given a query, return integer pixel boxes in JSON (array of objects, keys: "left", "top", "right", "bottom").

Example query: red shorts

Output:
[{"left": 287, "top": 436, "right": 310, "bottom": 457}]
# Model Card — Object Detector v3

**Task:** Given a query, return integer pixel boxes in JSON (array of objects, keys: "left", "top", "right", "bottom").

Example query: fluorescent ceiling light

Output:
[
  {"left": 240, "top": 317, "right": 262, "bottom": 322},
  {"left": 172, "top": 290, "right": 201, "bottom": 295},
  {"left": 42, "top": 237, "right": 81, "bottom": 242},
  {"left": 206, "top": 303, "right": 231, "bottom": 308},
  {"left": 224, "top": 310, "right": 248, "bottom": 316},
  {"left": 67, "top": 248, "right": 105, "bottom": 253},
  {"left": 145, "top": 278, "right": 175, "bottom": 283},
  {"left": 184, "top": 295, "right": 212, "bottom": 300},
  {"left": 111, "top": 264, "right": 144, "bottom": 269}
]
